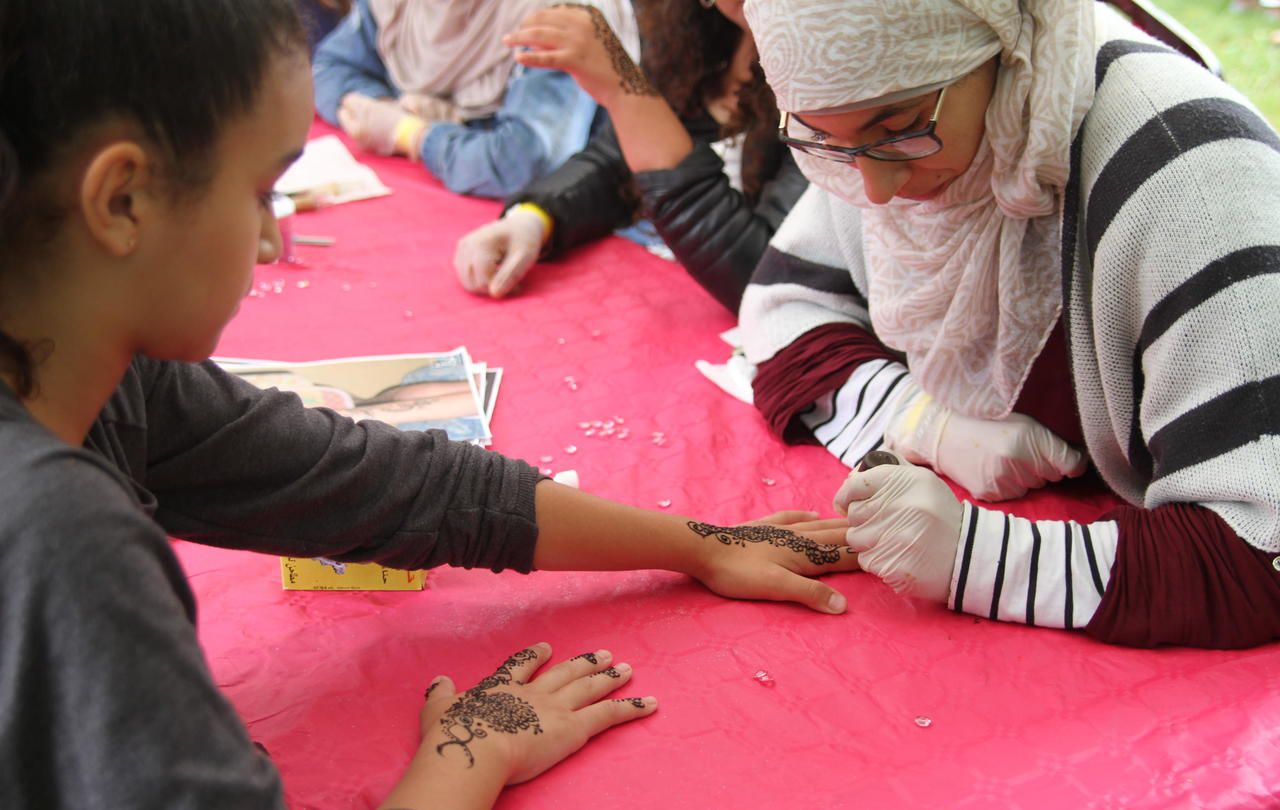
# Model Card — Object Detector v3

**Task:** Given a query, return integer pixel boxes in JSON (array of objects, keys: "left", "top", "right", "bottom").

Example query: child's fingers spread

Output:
[
  {"left": 559, "top": 662, "right": 633, "bottom": 709},
  {"left": 578, "top": 695, "right": 658, "bottom": 736},
  {"left": 535, "top": 649, "right": 613, "bottom": 692}
]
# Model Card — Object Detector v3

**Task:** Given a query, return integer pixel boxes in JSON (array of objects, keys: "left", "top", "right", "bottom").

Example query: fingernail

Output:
[
  {"left": 643, "top": 696, "right": 657, "bottom": 707},
  {"left": 827, "top": 592, "right": 847, "bottom": 614},
  {"left": 596, "top": 649, "right": 612, "bottom": 664},
  {"left": 615, "top": 662, "right": 632, "bottom": 674}
]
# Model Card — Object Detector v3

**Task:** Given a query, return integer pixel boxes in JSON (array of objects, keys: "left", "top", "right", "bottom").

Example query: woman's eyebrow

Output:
[{"left": 792, "top": 102, "right": 918, "bottom": 138}]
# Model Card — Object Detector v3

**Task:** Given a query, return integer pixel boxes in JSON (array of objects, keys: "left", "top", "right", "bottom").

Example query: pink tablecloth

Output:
[{"left": 191, "top": 124, "right": 1280, "bottom": 809}]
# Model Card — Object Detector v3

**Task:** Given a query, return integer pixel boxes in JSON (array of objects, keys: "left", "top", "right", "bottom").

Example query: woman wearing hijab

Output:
[
  {"left": 312, "top": 0, "right": 638, "bottom": 198},
  {"left": 740, "top": 0, "right": 1280, "bottom": 648}
]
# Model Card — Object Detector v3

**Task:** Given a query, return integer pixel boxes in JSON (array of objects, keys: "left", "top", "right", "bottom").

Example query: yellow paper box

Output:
[{"left": 280, "top": 557, "right": 427, "bottom": 591}]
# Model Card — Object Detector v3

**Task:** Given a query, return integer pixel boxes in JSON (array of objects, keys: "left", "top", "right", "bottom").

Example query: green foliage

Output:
[{"left": 1157, "top": 0, "right": 1280, "bottom": 128}]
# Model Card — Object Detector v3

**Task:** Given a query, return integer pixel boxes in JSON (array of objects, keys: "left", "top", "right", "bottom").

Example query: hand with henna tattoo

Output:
[
  {"left": 379, "top": 643, "right": 656, "bottom": 809},
  {"left": 503, "top": 5, "right": 656, "bottom": 109},
  {"left": 685, "top": 511, "right": 860, "bottom": 614}
]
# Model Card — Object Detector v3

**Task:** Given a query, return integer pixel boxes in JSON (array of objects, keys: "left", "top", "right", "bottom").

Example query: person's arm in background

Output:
[
  {"left": 417, "top": 66, "right": 598, "bottom": 199},
  {"left": 637, "top": 140, "right": 808, "bottom": 311},
  {"left": 743, "top": 184, "right": 1085, "bottom": 502},
  {"left": 454, "top": 117, "right": 639, "bottom": 298},
  {"left": 506, "top": 5, "right": 694, "bottom": 174},
  {"left": 312, "top": 0, "right": 394, "bottom": 125}
]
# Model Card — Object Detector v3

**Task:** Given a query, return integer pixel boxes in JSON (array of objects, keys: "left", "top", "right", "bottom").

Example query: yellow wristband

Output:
[
  {"left": 392, "top": 116, "right": 428, "bottom": 158},
  {"left": 510, "top": 202, "right": 554, "bottom": 245}
]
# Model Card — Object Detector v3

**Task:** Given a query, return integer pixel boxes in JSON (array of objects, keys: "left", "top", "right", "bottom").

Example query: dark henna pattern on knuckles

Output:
[
  {"left": 569, "top": 652, "right": 600, "bottom": 666},
  {"left": 473, "top": 647, "right": 539, "bottom": 691},
  {"left": 594, "top": 667, "right": 622, "bottom": 679},
  {"left": 612, "top": 698, "right": 647, "bottom": 709},
  {"left": 554, "top": 4, "right": 657, "bottom": 96},
  {"left": 686, "top": 522, "right": 843, "bottom": 565},
  {"left": 436, "top": 691, "right": 544, "bottom": 767}
]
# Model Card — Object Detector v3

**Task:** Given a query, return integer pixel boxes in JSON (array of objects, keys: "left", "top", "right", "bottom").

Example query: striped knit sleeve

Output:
[
  {"left": 947, "top": 500, "right": 1280, "bottom": 648},
  {"left": 1067, "top": 33, "right": 1280, "bottom": 550},
  {"left": 949, "top": 504, "right": 1120, "bottom": 631},
  {"left": 738, "top": 184, "right": 875, "bottom": 366}
]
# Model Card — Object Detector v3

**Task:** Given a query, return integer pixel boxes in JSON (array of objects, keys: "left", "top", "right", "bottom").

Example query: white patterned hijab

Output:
[
  {"left": 746, "top": 0, "right": 1096, "bottom": 419},
  {"left": 371, "top": 0, "right": 640, "bottom": 120}
]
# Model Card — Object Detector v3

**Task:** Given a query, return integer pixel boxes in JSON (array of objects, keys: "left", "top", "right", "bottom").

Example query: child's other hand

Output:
[
  {"left": 687, "top": 515, "right": 857, "bottom": 615},
  {"left": 504, "top": 5, "right": 656, "bottom": 108},
  {"left": 453, "top": 207, "right": 547, "bottom": 298},
  {"left": 420, "top": 643, "right": 656, "bottom": 785}
]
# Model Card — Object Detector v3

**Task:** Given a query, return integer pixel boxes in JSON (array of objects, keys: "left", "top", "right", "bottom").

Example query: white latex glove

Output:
[
  {"left": 834, "top": 453, "right": 964, "bottom": 604},
  {"left": 453, "top": 206, "right": 548, "bottom": 298},
  {"left": 883, "top": 377, "right": 1087, "bottom": 502}
]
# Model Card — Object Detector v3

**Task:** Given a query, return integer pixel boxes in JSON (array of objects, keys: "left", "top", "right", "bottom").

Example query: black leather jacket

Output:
[{"left": 505, "top": 113, "right": 808, "bottom": 313}]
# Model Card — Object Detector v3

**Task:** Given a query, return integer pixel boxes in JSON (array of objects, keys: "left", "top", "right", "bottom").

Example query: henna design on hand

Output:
[
  {"left": 437, "top": 691, "right": 544, "bottom": 767},
  {"left": 569, "top": 652, "right": 600, "bottom": 665},
  {"left": 594, "top": 667, "right": 622, "bottom": 679},
  {"left": 555, "top": 4, "right": 657, "bottom": 97},
  {"left": 612, "top": 697, "right": 647, "bottom": 709},
  {"left": 687, "top": 522, "right": 844, "bottom": 565},
  {"left": 473, "top": 647, "right": 539, "bottom": 691}
]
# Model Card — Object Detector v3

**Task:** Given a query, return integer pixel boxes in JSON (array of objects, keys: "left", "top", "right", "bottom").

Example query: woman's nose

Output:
[{"left": 857, "top": 159, "right": 912, "bottom": 205}]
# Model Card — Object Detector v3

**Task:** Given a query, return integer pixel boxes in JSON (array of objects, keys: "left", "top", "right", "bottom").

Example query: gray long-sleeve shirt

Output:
[{"left": 0, "top": 357, "right": 541, "bottom": 808}]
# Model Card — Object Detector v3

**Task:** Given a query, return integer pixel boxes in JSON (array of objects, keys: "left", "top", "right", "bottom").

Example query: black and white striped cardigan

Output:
[{"left": 738, "top": 13, "right": 1280, "bottom": 635}]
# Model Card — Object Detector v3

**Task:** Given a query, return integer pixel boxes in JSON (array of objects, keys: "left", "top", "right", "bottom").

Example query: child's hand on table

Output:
[
  {"left": 381, "top": 643, "right": 654, "bottom": 809},
  {"left": 687, "top": 510, "right": 859, "bottom": 615}
]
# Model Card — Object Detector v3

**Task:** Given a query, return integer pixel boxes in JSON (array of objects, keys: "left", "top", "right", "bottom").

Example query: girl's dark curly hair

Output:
[{"left": 636, "top": 1, "right": 783, "bottom": 203}]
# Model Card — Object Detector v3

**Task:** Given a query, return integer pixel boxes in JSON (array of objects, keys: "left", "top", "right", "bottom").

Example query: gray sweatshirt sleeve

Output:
[
  {"left": 138, "top": 358, "right": 542, "bottom": 573},
  {"left": 0, "top": 452, "right": 284, "bottom": 808}
]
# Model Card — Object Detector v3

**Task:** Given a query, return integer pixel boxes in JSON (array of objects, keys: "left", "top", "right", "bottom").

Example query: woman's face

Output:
[
  {"left": 139, "top": 53, "right": 313, "bottom": 361},
  {"left": 792, "top": 58, "right": 997, "bottom": 204}
]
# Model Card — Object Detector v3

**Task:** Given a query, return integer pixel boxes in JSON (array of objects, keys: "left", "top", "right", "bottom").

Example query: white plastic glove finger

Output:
[
  {"left": 1034, "top": 424, "right": 1088, "bottom": 479},
  {"left": 454, "top": 224, "right": 511, "bottom": 293},
  {"left": 488, "top": 248, "right": 536, "bottom": 298},
  {"left": 454, "top": 242, "right": 500, "bottom": 293},
  {"left": 842, "top": 464, "right": 963, "bottom": 603}
]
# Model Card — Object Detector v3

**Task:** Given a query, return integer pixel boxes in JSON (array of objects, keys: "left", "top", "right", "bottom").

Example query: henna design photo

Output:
[
  {"left": 437, "top": 691, "right": 544, "bottom": 767},
  {"left": 594, "top": 667, "right": 622, "bottom": 679},
  {"left": 612, "top": 698, "right": 647, "bottom": 709},
  {"left": 686, "top": 522, "right": 844, "bottom": 565},
  {"left": 569, "top": 652, "right": 599, "bottom": 665}
]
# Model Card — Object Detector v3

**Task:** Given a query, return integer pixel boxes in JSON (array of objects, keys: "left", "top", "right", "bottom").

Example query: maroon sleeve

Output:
[
  {"left": 751, "top": 323, "right": 901, "bottom": 444},
  {"left": 1086, "top": 502, "right": 1280, "bottom": 649}
]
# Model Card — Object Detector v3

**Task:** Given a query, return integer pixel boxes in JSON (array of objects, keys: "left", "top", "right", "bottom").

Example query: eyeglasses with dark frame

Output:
[{"left": 778, "top": 86, "right": 948, "bottom": 164}]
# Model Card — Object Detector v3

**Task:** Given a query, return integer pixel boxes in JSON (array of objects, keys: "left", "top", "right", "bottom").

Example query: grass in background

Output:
[{"left": 1156, "top": 0, "right": 1280, "bottom": 128}]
